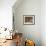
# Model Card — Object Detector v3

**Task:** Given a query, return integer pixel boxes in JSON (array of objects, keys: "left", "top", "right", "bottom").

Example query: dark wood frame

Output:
[{"left": 23, "top": 15, "right": 35, "bottom": 25}]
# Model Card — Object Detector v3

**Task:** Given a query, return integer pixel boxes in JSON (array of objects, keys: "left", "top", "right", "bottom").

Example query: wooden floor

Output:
[{"left": 0, "top": 39, "right": 16, "bottom": 46}]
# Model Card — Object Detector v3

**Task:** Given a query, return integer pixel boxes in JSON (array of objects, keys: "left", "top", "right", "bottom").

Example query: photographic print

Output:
[{"left": 23, "top": 15, "right": 35, "bottom": 25}]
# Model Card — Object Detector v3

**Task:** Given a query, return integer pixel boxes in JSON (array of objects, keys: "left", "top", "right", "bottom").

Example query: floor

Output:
[{"left": 0, "top": 39, "right": 16, "bottom": 46}]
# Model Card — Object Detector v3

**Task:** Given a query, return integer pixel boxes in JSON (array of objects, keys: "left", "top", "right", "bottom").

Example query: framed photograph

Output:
[{"left": 23, "top": 15, "right": 35, "bottom": 25}]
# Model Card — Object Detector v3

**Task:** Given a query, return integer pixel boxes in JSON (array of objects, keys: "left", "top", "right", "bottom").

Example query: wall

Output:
[
  {"left": 41, "top": 0, "right": 46, "bottom": 46},
  {"left": 13, "top": 0, "right": 41, "bottom": 46},
  {"left": 0, "top": 0, "right": 16, "bottom": 30}
]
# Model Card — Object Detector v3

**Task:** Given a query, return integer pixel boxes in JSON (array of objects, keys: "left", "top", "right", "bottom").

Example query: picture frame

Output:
[{"left": 23, "top": 15, "right": 35, "bottom": 25}]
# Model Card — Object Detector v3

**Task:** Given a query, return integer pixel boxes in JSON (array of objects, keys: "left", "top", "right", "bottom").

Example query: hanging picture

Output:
[{"left": 23, "top": 15, "right": 35, "bottom": 25}]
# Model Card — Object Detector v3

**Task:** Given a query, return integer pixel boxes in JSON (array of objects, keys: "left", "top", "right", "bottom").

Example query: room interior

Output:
[{"left": 0, "top": 0, "right": 46, "bottom": 46}]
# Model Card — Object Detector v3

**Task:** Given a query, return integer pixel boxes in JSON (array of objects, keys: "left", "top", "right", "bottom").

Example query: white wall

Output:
[
  {"left": 13, "top": 0, "right": 41, "bottom": 46},
  {"left": 0, "top": 0, "right": 16, "bottom": 29},
  {"left": 41, "top": 0, "right": 46, "bottom": 46}
]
